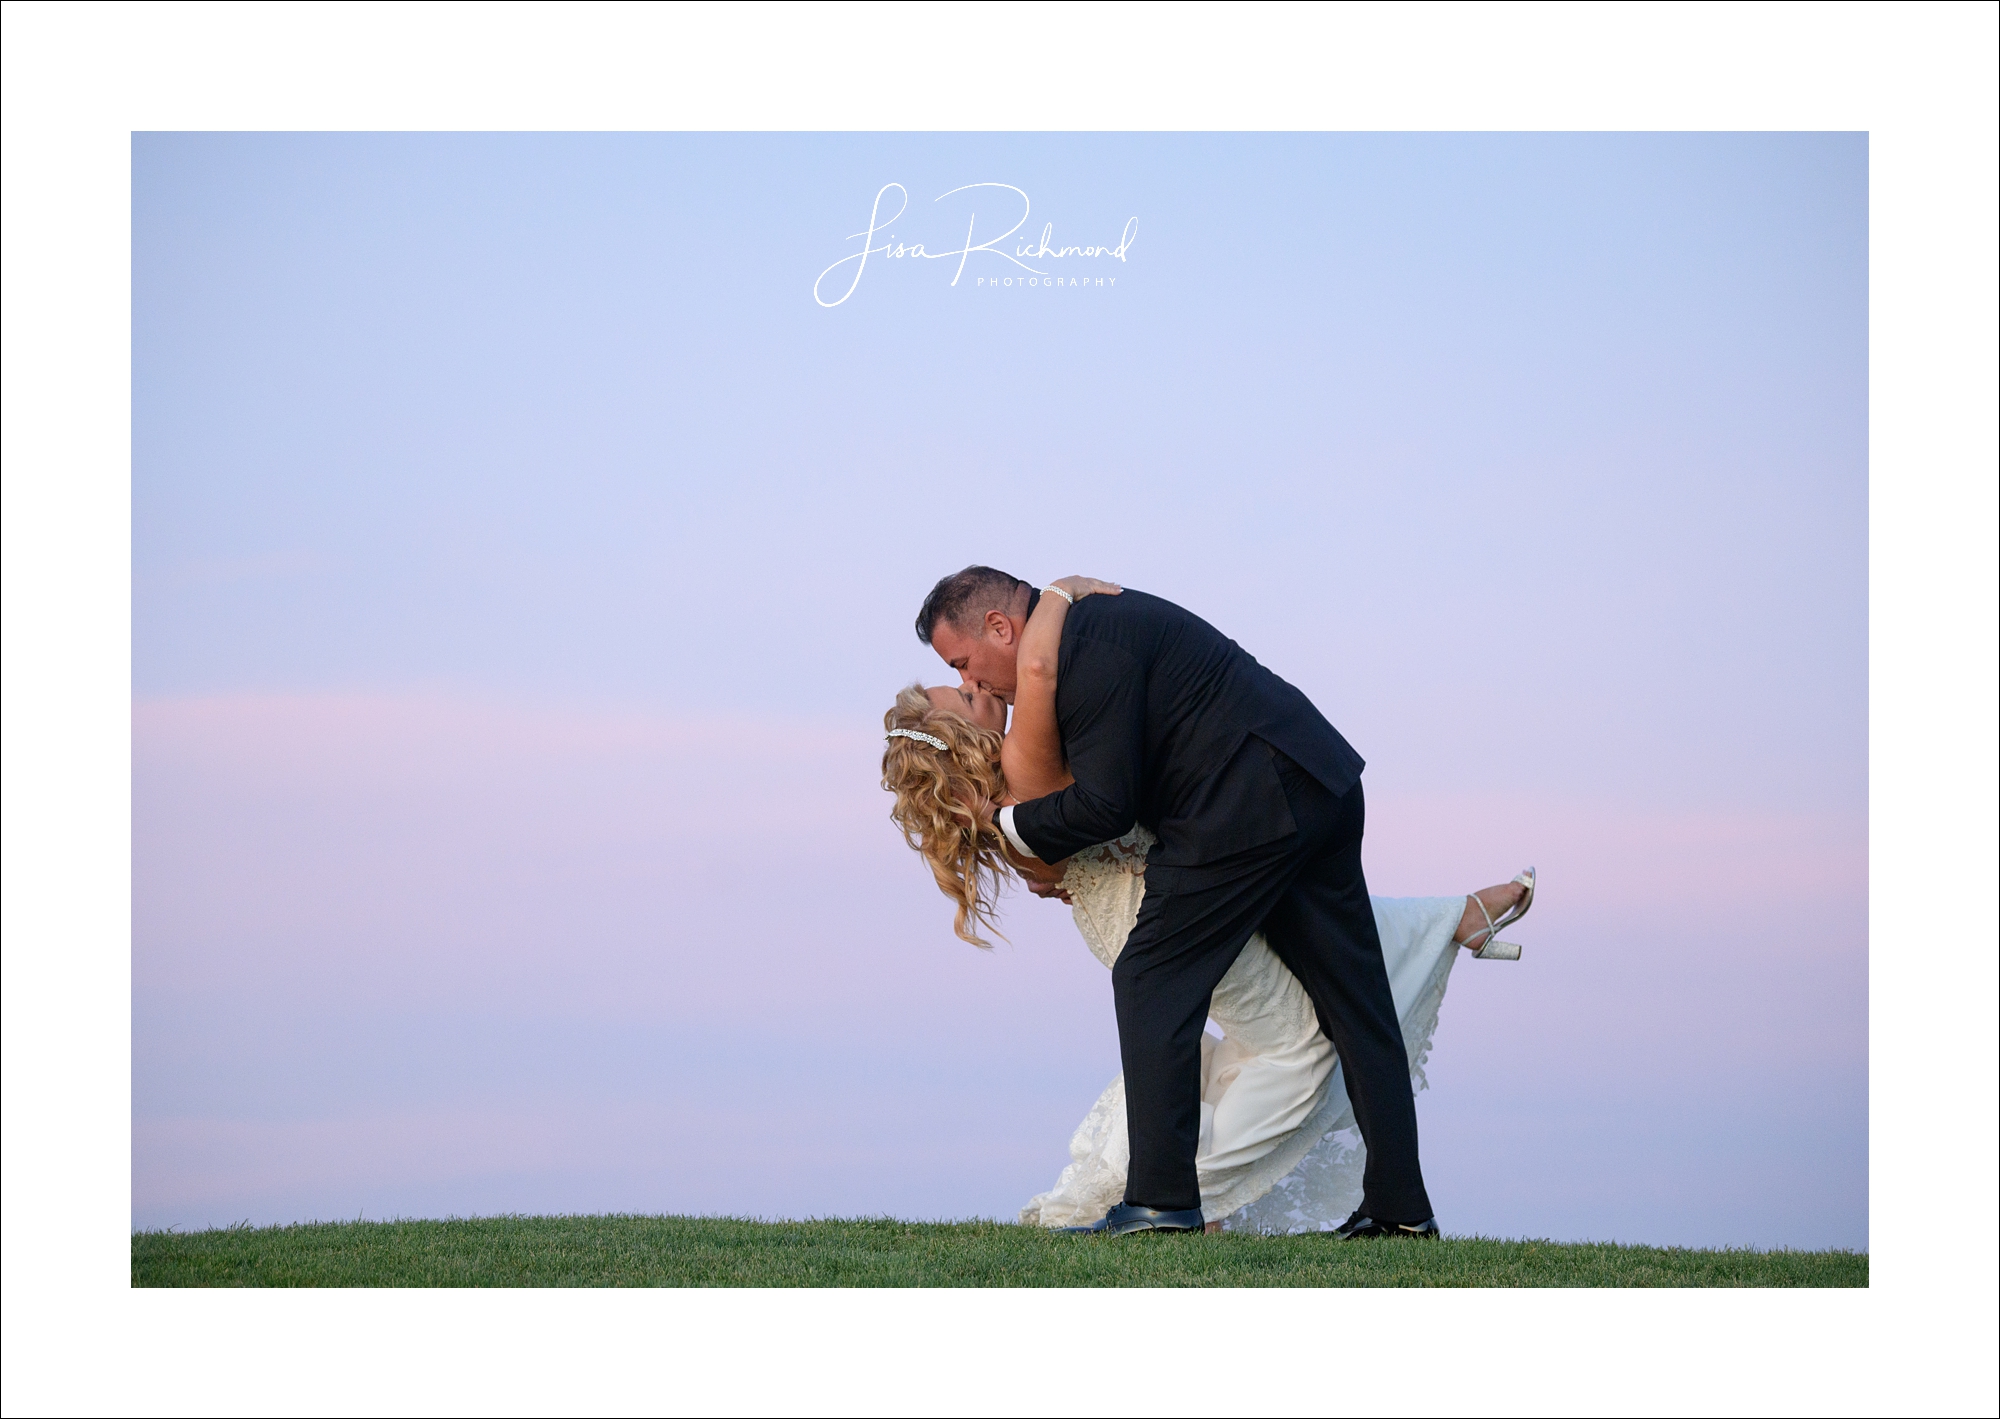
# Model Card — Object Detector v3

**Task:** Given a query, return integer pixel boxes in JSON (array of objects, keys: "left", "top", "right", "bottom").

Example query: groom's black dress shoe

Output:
[
  {"left": 1058, "top": 1202, "right": 1206, "bottom": 1236},
  {"left": 1333, "top": 1211, "right": 1442, "bottom": 1240}
]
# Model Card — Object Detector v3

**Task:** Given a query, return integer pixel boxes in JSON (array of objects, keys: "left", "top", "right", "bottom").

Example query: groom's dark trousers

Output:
[
  {"left": 1006, "top": 589, "right": 1432, "bottom": 1224},
  {"left": 1116, "top": 755, "right": 1427, "bottom": 1221}
]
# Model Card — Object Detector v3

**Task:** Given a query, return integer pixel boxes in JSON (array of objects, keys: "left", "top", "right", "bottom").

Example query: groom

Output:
[{"left": 919, "top": 566, "right": 1438, "bottom": 1238}]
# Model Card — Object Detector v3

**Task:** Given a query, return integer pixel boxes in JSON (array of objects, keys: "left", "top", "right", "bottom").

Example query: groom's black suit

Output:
[{"left": 1008, "top": 589, "right": 1432, "bottom": 1223}]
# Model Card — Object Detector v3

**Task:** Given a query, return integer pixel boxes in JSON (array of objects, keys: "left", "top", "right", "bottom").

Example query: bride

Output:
[{"left": 881, "top": 577, "right": 1535, "bottom": 1234}]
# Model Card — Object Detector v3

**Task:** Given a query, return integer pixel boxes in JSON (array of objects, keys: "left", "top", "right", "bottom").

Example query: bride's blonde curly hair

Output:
[{"left": 881, "top": 682, "right": 1015, "bottom": 947}]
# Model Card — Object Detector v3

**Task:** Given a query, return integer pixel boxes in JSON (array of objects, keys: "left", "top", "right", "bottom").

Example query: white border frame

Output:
[{"left": 4, "top": 3, "right": 1995, "bottom": 1415}]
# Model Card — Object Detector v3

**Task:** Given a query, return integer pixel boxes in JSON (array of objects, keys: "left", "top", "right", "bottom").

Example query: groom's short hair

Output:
[{"left": 916, "top": 565, "right": 1027, "bottom": 645}]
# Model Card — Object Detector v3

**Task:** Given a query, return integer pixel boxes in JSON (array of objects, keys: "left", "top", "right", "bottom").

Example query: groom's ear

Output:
[{"left": 984, "top": 608, "right": 1017, "bottom": 645}]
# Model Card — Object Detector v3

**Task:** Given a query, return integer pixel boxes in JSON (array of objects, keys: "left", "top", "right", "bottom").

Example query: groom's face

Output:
[{"left": 930, "top": 607, "right": 1022, "bottom": 704}]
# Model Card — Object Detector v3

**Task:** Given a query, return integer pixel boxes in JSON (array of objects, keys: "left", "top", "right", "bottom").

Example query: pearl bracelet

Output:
[{"left": 1042, "top": 584, "right": 1074, "bottom": 606}]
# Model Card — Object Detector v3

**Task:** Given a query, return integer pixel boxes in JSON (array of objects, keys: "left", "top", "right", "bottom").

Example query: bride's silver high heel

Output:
[{"left": 1459, "top": 867, "right": 1534, "bottom": 961}]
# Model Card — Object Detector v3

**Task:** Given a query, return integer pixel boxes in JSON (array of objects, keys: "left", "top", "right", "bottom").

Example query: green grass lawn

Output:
[{"left": 132, "top": 1215, "right": 1867, "bottom": 1288}]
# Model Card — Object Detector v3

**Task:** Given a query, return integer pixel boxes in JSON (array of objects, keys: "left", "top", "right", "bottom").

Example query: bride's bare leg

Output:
[{"left": 1454, "top": 880, "right": 1529, "bottom": 946}]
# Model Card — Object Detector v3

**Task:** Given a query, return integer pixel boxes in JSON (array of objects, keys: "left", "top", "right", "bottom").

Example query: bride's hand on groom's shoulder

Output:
[{"left": 1052, "top": 575, "right": 1122, "bottom": 601}]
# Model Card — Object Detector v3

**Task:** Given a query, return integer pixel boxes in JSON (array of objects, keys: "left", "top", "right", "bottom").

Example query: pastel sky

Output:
[{"left": 133, "top": 132, "right": 1866, "bottom": 1246}]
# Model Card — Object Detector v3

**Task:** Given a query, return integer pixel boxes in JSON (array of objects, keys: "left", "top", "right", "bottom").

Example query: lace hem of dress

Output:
[{"left": 1017, "top": 1075, "right": 1131, "bottom": 1229}]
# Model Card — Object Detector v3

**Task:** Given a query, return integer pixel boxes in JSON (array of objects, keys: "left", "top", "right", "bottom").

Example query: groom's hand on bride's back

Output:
[
  {"left": 998, "top": 829, "right": 1073, "bottom": 903},
  {"left": 1015, "top": 853, "right": 1074, "bottom": 903}
]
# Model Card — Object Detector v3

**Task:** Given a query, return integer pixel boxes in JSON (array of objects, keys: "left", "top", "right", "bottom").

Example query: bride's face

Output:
[{"left": 927, "top": 684, "right": 1007, "bottom": 735}]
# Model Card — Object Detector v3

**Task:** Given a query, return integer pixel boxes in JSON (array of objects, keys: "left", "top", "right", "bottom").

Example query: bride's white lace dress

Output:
[{"left": 1019, "top": 826, "right": 1464, "bottom": 1233}]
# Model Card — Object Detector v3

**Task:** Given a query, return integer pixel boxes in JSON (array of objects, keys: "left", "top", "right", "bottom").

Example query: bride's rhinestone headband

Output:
[{"left": 887, "top": 728, "right": 950, "bottom": 751}]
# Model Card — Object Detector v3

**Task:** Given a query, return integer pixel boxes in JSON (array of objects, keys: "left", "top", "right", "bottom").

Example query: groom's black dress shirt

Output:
[{"left": 1007, "top": 589, "right": 1364, "bottom": 869}]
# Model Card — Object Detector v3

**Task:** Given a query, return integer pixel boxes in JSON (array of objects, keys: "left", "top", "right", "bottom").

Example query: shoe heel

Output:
[{"left": 1473, "top": 939, "right": 1521, "bottom": 961}]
